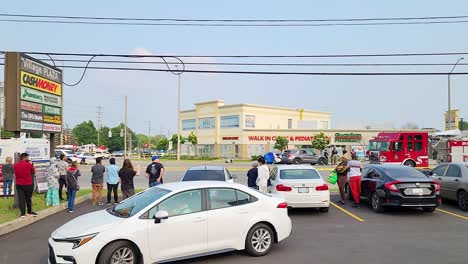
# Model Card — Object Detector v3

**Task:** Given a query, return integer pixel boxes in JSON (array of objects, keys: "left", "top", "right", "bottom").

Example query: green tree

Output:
[
  {"left": 170, "top": 134, "right": 186, "bottom": 150},
  {"left": 460, "top": 119, "right": 468, "bottom": 131},
  {"left": 187, "top": 132, "right": 198, "bottom": 156},
  {"left": 156, "top": 138, "right": 169, "bottom": 152},
  {"left": 311, "top": 132, "right": 330, "bottom": 154},
  {"left": 107, "top": 124, "right": 137, "bottom": 151},
  {"left": 274, "top": 136, "right": 289, "bottom": 152},
  {"left": 72, "top": 121, "right": 97, "bottom": 145}
]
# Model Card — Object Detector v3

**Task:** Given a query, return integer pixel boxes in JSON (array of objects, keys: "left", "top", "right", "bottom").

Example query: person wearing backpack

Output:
[
  {"left": 145, "top": 156, "right": 164, "bottom": 188},
  {"left": 335, "top": 155, "right": 349, "bottom": 205}
]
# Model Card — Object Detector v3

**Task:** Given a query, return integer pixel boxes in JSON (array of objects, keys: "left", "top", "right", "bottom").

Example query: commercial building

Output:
[{"left": 179, "top": 100, "right": 425, "bottom": 159}]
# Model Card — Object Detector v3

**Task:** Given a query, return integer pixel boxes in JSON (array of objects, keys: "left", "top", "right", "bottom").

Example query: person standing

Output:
[
  {"left": 256, "top": 157, "right": 270, "bottom": 193},
  {"left": 331, "top": 147, "right": 338, "bottom": 165},
  {"left": 66, "top": 161, "right": 81, "bottom": 213},
  {"left": 2, "top": 157, "right": 14, "bottom": 198},
  {"left": 46, "top": 157, "right": 60, "bottom": 207},
  {"left": 106, "top": 158, "right": 120, "bottom": 205},
  {"left": 14, "top": 153, "right": 37, "bottom": 217},
  {"left": 57, "top": 154, "right": 69, "bottom": 201},
  {"left": 119, "top": 159, "right": 140, "bottom": 199},
  {"left": 91, "top": 157, "right": 105, "bottom": 206},
  {"left": 348, "top": 154, "right": 363, "bottom": 208},
  {"left": 335, "top": 156, "right": 349, "bottom": 205},
  {"left": 247, "top": 161, "right": 259, "bottom": 189},
  {"left": 324, "top": 149, "right": 330, "bottom": 163},
  {"left": 146, "top": 156, "right": 164, "bottom": 188}
]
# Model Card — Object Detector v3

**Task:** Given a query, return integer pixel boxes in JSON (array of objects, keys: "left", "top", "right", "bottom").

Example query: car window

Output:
[
  {"left": 270, "top": 167, "right": 277, "bottom": 180},
  {"left": 367, "top": 169, "right": 381, "bottom": 179},
  {"left": 182, "top": 170, "right": 225, "bottom": 181},
  {"left": 151, "top": 189, "right": 202, "bottom": 218},
  {"left": 279, "top": 169, "right": 321, "bottom": 180},
  {"left": 380, "top": 167, "right": 427, "bottom": 179},
  {"left": 432, "top": 165, "right": 448, "bottom": 176},
  {"left": 110, "top": 187, "right": 171, "bottom": 218},
  {"left": 209, "top": 188, "right": 237, "bottom": 210},
  {"left": 446, "top": 165, "right": 461, "bottom": 178},
  {"left": 237, "top": 190, "right": 253, "bottom": 205}
]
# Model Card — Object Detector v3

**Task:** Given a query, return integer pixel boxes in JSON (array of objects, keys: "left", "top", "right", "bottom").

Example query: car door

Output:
[
  {"left": 206, "top": 188, "right": 254, "bottom": 251},
  {"left": 146, "top": 189, "right": 207, "bottom": 262},
  {"left": 431, "top": 164, "right": 449, "bottom": 198},
  {"left": 444, "top": 165, "right": 462, "bottom": 200},
  {"left": 360, "top": 168, "right": 374, "bottom": 198}
]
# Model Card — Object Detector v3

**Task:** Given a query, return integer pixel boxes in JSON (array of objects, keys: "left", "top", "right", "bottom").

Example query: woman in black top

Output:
[
  {"left": 118, "top": 159, "right": 140, "bottom": 199},
  {"left": 247, "top": 161, "right": 259, "bottom": 189}
]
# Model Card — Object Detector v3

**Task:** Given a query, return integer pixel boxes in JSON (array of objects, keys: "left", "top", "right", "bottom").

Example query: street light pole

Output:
[
  {"left": 176, "top": 65, "right": 181, "bottom": 161},
  {"left": 124, "top": 95, "right": 128, "bottom": 158},
  {"left": 448, "top": 57, "right": 464, "bottom": 130}
]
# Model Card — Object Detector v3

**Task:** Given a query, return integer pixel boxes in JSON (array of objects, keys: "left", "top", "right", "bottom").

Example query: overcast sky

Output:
[{"left": 1, "top": 0, "right": 468, "bottom": 134}]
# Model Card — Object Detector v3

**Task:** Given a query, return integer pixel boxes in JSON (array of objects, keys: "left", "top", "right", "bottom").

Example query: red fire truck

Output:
[{"left": 366, "top": 132, "right": 429, "bottom": 167}]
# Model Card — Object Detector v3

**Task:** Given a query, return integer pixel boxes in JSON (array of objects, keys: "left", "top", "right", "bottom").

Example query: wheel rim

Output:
[
  {"left": 459, "top": 192, "right": 468, "bottom": 209},
  {"left": 318, "top": 159, "right": 324, "bottom": 165},
  {"left": 371, "top": 194, "right": 379, "bottom": 209},
  {"left": 251, "top": 228, "right": 272, "bottom": 253},
  {"left": 293, "top": 160, "right": 299, "bottom": 164},
  {"left": 110, "top": 247, "right": 135, "bottom": 264}
]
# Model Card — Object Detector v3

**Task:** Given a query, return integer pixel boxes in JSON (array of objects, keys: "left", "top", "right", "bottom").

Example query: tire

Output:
[
  {"left": 346, "top": 184, "right": 354, "bottom": 201},
  {"left": 319, "top": 207, "right": 329, "bottom": 213},
  {"left": 423, "top": 207, "right": 436, "bottom": 213},
  {"left": 98, "top": 241, "right": 139, "bottom": 264},
  {"left": 292, "top": 158, "right": 301, "bottom": 164},
  {"left": 318, "top": 158, "right": 326, "bottom": 165},
  {"left": 371, "top": 192, "right": 385, "bottom": 213},
  {"left": 457, "top": 190, "right": 468, "bottom": 211},
  {"left": 245, "top": 223, "right": 274, "bottom": 257},
  {"left": 403, "top": 160, "right": 416, "bottom": 167}
]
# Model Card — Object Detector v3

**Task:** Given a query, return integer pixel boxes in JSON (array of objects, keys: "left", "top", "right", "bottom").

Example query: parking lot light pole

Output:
[
  {"left": 448, "top": 57, "right": 464, "bottom": 130},
  {"left": 176, "top": 65, "right": 181, "bottom": 161}
]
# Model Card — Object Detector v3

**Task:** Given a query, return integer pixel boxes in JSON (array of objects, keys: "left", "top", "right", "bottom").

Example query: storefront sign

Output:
[
  {"left": 335, "top": 133, "right": 362, "bottom": 143},
  {"left": 21, "top": 111, "right": 43, "bottom": 122},
  {"left": 20, "top": 71, "right": 62, "bottom": 96},
  {"left": 43, "top": 123, "right": 62, "bottom": 132},
  {"left": 20, "top": 56, "right": 62, "bottom": 83},
  {"left": 21, "top": 100, "right": 43, "bottom": 113},
  {"left": 44, "top": 115, "right": 62, "bottom": 125},
  {"left": 222, "top": 136, "right": 239, "bottom": 140},
  {"left": 21, "top": 87, "right": 62, "bottom": 107},
  {"left": 248, "top": 135, "right": 315, "bottom": 142},
  {"left": 42, "top": 105, "right": 62, "bottom": 115},
  {"left": 20, "top": 120, "right": 43, "bottom": 131},
  {"left": 220, "top": 115, "right": 240, "bottom": 128}
]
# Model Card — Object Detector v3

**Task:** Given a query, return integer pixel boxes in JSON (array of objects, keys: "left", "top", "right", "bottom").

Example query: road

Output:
[{"left": 1, "top": 193, "right": 468, "bottom": 264}]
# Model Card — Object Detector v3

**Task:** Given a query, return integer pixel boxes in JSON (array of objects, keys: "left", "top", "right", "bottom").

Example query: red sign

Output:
[
  {"left": 21, "top": 101, "right": 43, "bottom": 113},
  {"left": 222, "top": 136, "right": 239, "bottom": 140},
  {"left": 248, "top": 135, "right": 315, "bottom": 142},
  {"left": 450, "top": 140, "right": 468, "bottom": 147}
]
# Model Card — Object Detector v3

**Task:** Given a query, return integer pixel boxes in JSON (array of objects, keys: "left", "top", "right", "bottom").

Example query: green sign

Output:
[
  {"left": 43, "top": 105, "right": 61, "bottom": 115},
  {"left": 21, "top": 86, "right": 62, "bottom": 107},
  {"left": 335, "top": 133, "right": 362, "bottom": 143}
]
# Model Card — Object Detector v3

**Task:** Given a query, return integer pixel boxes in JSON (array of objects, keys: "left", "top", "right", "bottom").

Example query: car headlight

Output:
[{"left": 53, "top": 233, "right": 98, "bottom": 249}]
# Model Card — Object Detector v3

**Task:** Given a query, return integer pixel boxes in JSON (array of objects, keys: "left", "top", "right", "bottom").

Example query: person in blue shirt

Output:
[{"left": 106, "top": 158, "right": 120, "bottom": 204}]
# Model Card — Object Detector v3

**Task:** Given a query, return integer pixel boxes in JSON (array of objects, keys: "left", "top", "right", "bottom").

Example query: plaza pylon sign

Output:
[{"left": 4, "top": 52, "right": 63, "bottom": 133}]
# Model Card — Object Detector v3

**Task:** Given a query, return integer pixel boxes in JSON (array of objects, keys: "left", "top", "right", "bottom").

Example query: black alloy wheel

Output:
[
  {"left": 318, "top": 158, "right": 326, "bottom": 165},
  {"left": 245, "top": 223, "right": 274, "bottom": 257},
  {"left": 371, "top": 192, "right": 385, "bottom": 213},
  {"left": 292, "top": 159, "right": 301, "bottom": 164},
  {"left": 457, "top": 190, "right": 468, "bottom": 211}
]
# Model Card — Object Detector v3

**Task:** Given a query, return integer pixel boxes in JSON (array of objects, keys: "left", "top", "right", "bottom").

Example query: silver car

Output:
[
  {"left": 429, "top": 163, "right": 468, "bottom": 211},
  {"left": 281, "top": 149, "right": 328, "bottom": 165},
  {"left": 181, "top": 166, "right": 235, "bottom": 183}
]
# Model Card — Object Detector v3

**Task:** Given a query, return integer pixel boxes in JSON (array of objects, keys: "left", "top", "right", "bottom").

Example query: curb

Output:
[{"left": 0, "top": 194, "right": 92, "bottom": 237}]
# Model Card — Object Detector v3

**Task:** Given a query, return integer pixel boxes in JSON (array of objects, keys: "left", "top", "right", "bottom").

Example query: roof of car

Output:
[
  {"left": 187, "top": 166, "right": 225, "bottom": 171},
  {"left": 157, "top": 181, "right": 244, "bottom": 192},
  {"left": 274, "top": 164, "right": 317, "bottom": 170}
]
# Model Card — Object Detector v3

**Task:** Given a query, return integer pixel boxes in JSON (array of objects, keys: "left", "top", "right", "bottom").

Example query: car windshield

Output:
[
  {"left": 182, "top": 170, "right": 225, "bottom": 181},
  {"left": 108, "top": 187, "right": 171, "bottom": 218},
  {"left": 280, "top": 169, "right": 321, "bottom": 180},
  {"left": 381, "top": 167, "right": 428, "bottom": 179},
  {"left": 368, "top": 141, "right": 390, "bottom": 151},
  {"left": 64, "top": 150, "right": 74, "bottom": 155}
]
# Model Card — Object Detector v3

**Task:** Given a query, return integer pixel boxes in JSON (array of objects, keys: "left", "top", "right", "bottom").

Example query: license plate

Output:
[
  {"left": 298, "top": 187, "right": 309, "bottom": 193},
  {"left": 412, "top": 188, "right": 424, "bottom": 195}
]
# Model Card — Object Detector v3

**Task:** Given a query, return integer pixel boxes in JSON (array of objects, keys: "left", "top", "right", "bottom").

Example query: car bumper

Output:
[
  {"left": 275, "top": 216, "right": 292, "bottom": 243},
  {"left": 48, "top": 237, "right": 102, "bottom": 264},
  {"left": 277, "top": 191, "right": 330, "bottom": 208},
  {"left": 383, "top": 194, "right": 441, "bottom": 208}
]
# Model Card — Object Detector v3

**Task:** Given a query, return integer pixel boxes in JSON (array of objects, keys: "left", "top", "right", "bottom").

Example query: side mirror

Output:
[{"left": 153, "top": 210, "right": 169, "bottom": 224}]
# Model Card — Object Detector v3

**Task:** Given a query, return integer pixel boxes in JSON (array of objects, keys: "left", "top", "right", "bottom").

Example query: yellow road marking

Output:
[
  {"left": 436, "top": 208, "right": 468, "bottom": 220},
  {"left": 329, "top": 201, "right": 365, "bottom": 222}
]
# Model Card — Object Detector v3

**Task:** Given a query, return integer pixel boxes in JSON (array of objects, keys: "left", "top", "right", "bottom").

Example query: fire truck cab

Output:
[{"left": 367, "top": 132, "right": 429, "bottom": 167}]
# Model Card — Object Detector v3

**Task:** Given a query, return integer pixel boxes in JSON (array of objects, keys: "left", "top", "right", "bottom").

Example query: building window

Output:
[
  {"left": 198, "top": 117, "right": 216, "bottom": 129},
  {"left": 182, "top": 119, "right": 196, "bottom": 131},
  {"left": 288, "top": 119, "right": 293, "bottom": 129},
  {"left": 245, "top": 115, "right": 255, "bottom": 128},
  {"left": 320, "top": 121, "right": 329, "bottom": 129},
  {"left": 220, "top": 115, "right": 240, "bottom": 128}
]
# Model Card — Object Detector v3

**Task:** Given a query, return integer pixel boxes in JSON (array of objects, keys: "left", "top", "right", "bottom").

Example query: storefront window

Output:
[
  {"left": 220, "top": 115, "right": 240, "bottom": 128},
  {"left": 245, "top": 115, "right": 256, "bottom": 128},
  {"left": 182, "top": 119, "right": 196, "bottom": 131},
  {"left": 198, "top": 117, "right": 216, "bottom": 129}
]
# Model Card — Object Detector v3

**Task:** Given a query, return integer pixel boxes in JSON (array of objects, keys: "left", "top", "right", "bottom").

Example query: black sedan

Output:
[{"left": 348, "top": 165, "right": 441, "bottom": 213}]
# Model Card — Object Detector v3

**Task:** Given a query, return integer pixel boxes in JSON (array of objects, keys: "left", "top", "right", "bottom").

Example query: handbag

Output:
[
  {"left": 328, "top": 170, "right": 338, "bottom": 185},
  {"left": 71, "top": 173, "right": 80, "bottom": 191}
]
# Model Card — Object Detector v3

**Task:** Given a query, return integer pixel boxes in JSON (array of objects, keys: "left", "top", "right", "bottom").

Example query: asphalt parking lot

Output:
[{"left": 1, "top": 192, "right": 468, "bottom": 264}]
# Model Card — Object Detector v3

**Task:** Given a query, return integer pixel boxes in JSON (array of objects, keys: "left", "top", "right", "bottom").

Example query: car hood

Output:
[{"left": 52, "top": 209, "right": 125, "bottom": 238}]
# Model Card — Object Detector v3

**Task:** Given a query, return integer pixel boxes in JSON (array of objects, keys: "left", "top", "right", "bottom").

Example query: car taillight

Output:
[
  {"left": 287, "top": 154, "right": 292, "bottom": 158},
  {"left": 432, "top": 181, "right": 441, "bottom": 192},
  {"left": 277, "top": 202, "right": 288, "bottom": 208},
  {"left": 276, "top": 184, "right": 292, "bottom": 192},
  {"left": 315, "top": 184, "right": 329, "bottom": 191},
  {"left": 385, "top": 181, "right": 401, "bottom": 192}
]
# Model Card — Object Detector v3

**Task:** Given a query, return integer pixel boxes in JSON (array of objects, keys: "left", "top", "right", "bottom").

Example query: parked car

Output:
[
  {"left": 140, "top": 149, "right": 152, "bottom": 158},
  {"left": 111, "top": 150, "right": 124, "bottom": 157},
  {"left": 48, "top": 181, "right": 292, "bottom": 263},
  {"left": 281, "top": 149, "right": 328, "bottom": 165},
  {"left": 346, "top": 165, "right": 441, "bottom": 213},
  {"left": 427, "top": 163, "right": 468, "bottom": 211},
  {"left": 94, "top": 149, "right": 111, "bottom": 159},
  {"left": 181, "top": 166, "right": 235, "bottom": 182},
  {"left": 76, "top": 152, "right": 96, "bottom": 165},
  {"left": 54, "top": 149, "right": 79, "bottom": 163},
  {"left": 268, "top": 165, "right": 330, "bottom": 211}
]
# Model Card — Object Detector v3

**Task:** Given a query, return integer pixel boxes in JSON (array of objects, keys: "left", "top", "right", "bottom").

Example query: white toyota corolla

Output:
[
  {"left": 48, "top": 181, "right": 292, "bottom": 264},
  {"left": 268, "top": 165, "right": 330, "bottom": 211}
]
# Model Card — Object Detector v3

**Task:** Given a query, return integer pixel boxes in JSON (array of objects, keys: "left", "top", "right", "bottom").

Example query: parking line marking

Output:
[
  {"left": 329, "top": 202, "right": 365, "bottom": 222},
  {"left": 436, "top": 208, "right": 468, "bottom": 220}
]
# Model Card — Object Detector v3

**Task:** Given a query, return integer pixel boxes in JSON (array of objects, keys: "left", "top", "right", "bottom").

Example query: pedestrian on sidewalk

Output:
[
  {"left": 348, "top": 154, "right": 363, "bottom": 208},
  {"left": 2, "top": 157, "right": 14, "bottom": 198},
  {"left": 331, "top": 147, "right": 338, "bottom": 165},
  {"left": 57, "top": 154, "right": 69, "bottom": 201},
  {"left": 119, "top": 159, "right": 140, "bottom": 199},
  {"left": 256, "top": 157, "right": 270, "bottom": 193},
  {"left": 91, "top": 157, "right": 105, "bottom": 206},
  {"left": 247, "top": 161, "right": 259, "bottom": 189},
  {"left": 46, "top": 157, "right": 60, "bottom": 207},
  {"left": 146, "top": 156, "right": 164, "bottom": 188},
  {"left": 66, "top": 161, "right": 81, "bottom": 213},
  {"left": 335, "top": 156, "right": 349, "bottom": 205},
  {"left": 14, "top": 153, "right": 37, "bottom": 218},
  {"left": 106, "top": 158, "right": 120, "bottom": 205}
]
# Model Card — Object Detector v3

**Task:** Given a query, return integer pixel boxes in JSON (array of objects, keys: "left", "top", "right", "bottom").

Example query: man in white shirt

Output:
[
  {"left": 347, "top": 154, "right": 363, "bottom": 208},
  {"left": 256, "top": 157, "right": 270, "bottom": 193}
]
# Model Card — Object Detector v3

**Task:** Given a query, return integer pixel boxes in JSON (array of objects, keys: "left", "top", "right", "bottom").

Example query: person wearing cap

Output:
[
  {"left": 247, "top": 161, "right": 259, "bottom": 189},
  {"left": 146, "top": 156, "right": 164, "bottom": 188}
]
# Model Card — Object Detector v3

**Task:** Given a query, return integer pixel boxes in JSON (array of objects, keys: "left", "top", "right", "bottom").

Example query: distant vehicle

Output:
[
  {"left": 427, "top": 163, "right": 468, "bottom": 211},
  {"left": 181, "top": 166, "right": 235, "bottom": 183},
  {"left": 111, "top": 150, "right": 124, "bottom": 157},
  {"left": 366, "top": 132, "right": 429, "bottom": 167},
  {"left": 140, "top": 149, "right": 152, "bottom": 158},
  {"left": 346, "top": 165, "right": 440, "bottom": 213},
  {"left": 55, "top": 149, "right": 80, "bottom": 163},
  {"left": 76, "top": 152, "right": 96, "bottom": 165},
  {"left": 94, "top": 149, "right": 111, "bottom": 159},
  {"left": 268, "top": 165, "right": 330, "bottom": 211},
  {"left": 48, "top": 181, "right": 292, "bottom": 263},
  {"left": 281, "top": 149, "right": 328, "bottom": 165}
]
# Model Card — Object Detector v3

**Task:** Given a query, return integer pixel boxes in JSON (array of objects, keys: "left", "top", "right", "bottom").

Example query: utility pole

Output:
[
  {"left": 175, "top": 65, "right": 181, "bottom": 161},
  {"left": 124, "top": 96, "right": 128, "bottom": 158},
  {"left": 146, "top": 120, "right": 151, "bottom": 149},
  {"left": 448, "top": 57, "right": 464, "bottom": 130},
  {"left": 97, "top": 105, "right": 103, "bottom": 146}
]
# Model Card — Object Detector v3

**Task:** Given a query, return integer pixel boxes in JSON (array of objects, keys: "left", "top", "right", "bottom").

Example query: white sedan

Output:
[
  {"left": 48, "top": 181, "right": 292, "bottom": 264},
  {"left": 268, "top": 165, "right": 330, "bottom": 211}
]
